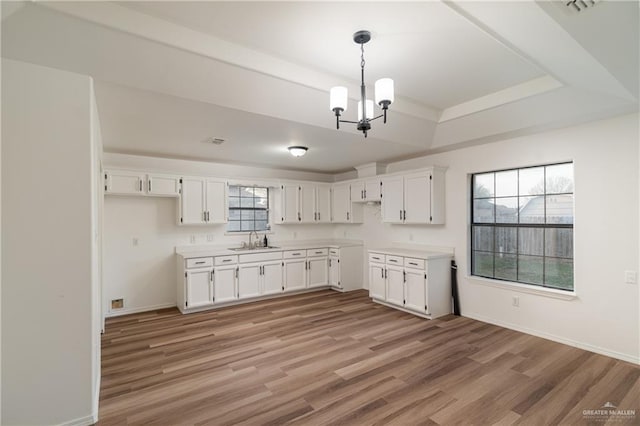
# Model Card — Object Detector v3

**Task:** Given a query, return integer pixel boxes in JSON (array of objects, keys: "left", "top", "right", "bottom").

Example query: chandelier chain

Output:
[{"left": 360, "top": 43, "right": 365, "bottom": 70}]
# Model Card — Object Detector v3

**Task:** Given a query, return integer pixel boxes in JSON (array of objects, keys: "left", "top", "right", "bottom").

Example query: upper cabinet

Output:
[
  {"left": 381, "top": 167, "right": 446, "bottom": 225},
  {"left": 351, "top": 178, "right": 382, "bottom": 203},
  {"left": 331, "top": 182, "right": 363, "bottom": 224},
  {"left": 180, "top": 177, "right": 228, "bottom": 225},
  {"left": 104, "top": 170, "right": 179, "bottom": 197},
  {"left": 277, "top": 183, "right": 332, "bottom": 224}
]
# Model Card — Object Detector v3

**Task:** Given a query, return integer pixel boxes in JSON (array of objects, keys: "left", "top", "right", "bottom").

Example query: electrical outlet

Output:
[
  {"left": 132, "top": 238, "right": 139, "bottom": 246},
  {"left": 190, "top": 235, "right": 196, "bottom": 244},
  {"left": 625, "top": 270, "right": 637, "bottom": 284},
  {"left": 111, "top": 299, "right": 124, "bottom": 310},
  {"left": 206, "top": 234, "right": 214, "bottom": 242},
  {"left": 512, "top": 296, "right": 519, "bottom": 307}
]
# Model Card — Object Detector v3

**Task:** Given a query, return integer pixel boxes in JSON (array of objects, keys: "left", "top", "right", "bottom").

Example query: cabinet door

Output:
[
  {"left": 405, "top": 268, "right": 427, "bottom": 313},
  {"left": 105, "top": 170, "right": 145, "bottom": 195},
  {"left": 281, "top": 184, "right": 300, "bottom": 223},
  {"left": 365, "top": 179, "right": 382, "bottom": 201},
  {"left": 308, "top": 257, "right": 328, "bottom": 288},
  {"left": 404, "top": 172, "right": 430, "bottom": 224},
  {"left": 262, "top": 261, "right": 283, "bottom": 295},
  {"left": 299, "top": 185, "right": 316, "bottom": 223},
  {"left": 381, "top": 176, "right": 404, "bottom": 223},
  {"left": 238, "top": 264, "right": 261, "bottom": 299},
  {"left": 148, "top": 174, "right": 179, "bottom": 196},
  {"left": 315, "top": 186, "right": 331, "bottom": 223},
  {"left": 350, "top": 181, "right": 365, "bottom": 202},
  {"left": 185, "top": 267, "right": 214, "bottom": 308},
  {"left": 331, "top": 183, "right": 351, "bottom": 223},
  {"left": 214, "top": 265, "right": 237, "bottom": 303},
  {"left": 386, "top": 265, "right": 405, "bottom": 307},
  {"left": 329, "top": 256, "right": 340, "bottom": 288},
  {"left": 205, "top": 179, "right": 227, "bottom": 223},
  {"left": 181, "top": 178, "right": 206, "bottom": 224},
  {"left": 369, "top": 263, "right": 386, "bottom": 300},
  {"left": 284, "top": 259, "right": 306, "bottom": 291}
]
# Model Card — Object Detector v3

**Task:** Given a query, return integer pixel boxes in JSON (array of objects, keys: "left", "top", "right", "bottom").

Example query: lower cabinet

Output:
[
  {"left": 213, "top": 264, "right": 237, "bottom": 303},
  {"left": 238, "top": 260, "right": 283, "bottom": 299},
  {"left": 368, "top": 250, "right": 452, "bottom": 319},
  {"left": 329, "top": 256, "right": 340, "bottom": 288},
  {"left": 284, "top": 258, "right": 307, "bottom": 291},
  {"left": 185, "top": 267, "right": 214, "bottom": 308},
  {"left": 262, "top": 261, "right": 284, "bottom": 295},
  {"left": 307, "top": 252, "right": 329, "bottom": 288}
]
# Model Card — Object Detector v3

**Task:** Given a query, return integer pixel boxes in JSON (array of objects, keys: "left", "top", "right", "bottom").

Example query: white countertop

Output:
[
  {"left": 176, "top": 239, "right": 363, "bottom": 258},
  {"left": 368, "top": 247, "right": 453, "bottom": 260}
]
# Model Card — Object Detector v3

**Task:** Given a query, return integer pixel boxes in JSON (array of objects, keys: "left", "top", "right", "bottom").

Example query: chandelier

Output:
[{"left": 329, "top": 30, "right": 394, "bottom": 138}]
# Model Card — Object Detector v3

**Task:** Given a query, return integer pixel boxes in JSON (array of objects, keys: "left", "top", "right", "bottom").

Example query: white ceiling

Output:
[{"left": 1, "top": 1, "right": 638, "bottom": 174}]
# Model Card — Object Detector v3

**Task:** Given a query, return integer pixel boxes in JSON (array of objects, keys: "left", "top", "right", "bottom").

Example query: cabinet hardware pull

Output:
[
  {"left": 139, "top": 180, "right": 143, "bottom": 192},
  {"left": 347, "top": 212, "right": 350, "bottom": 221},
  {"left": 381, "top": 268, "right": 384, "bottom": 278},
  {"left": 223, "top": 259, "right": 231, "bottom": 262},
  {"left": 298, "top": 212, "right": 301, "bottom": 221},
  {"left": 235, "top": 267, "right": 238, "bottom": 279},
  {"left": 195, "top": 261, "right": 205, "bottom": 265},
  {"left": 318, "top": 212, "right": 320, "bottom": 221},
  {"left": 364, "top": 189, "right": 367, "bottom": 198},
  {"left": 148, "top": 179, "right": 152, "bottom": 192},
  {"left": 409, "top": 262, "right": 417, "bottom": 266},
  {"left": 361, "top": 189, "right": 364, "bottom": 199},
  {"left": 400, "top": 210, "right": 402, "bottom": 220},
  {"left": 403, "top": 210, "right": 406, "bottom": 220},
  {"left": 309, "top": 261, "right": 311, "bottom": 270}
]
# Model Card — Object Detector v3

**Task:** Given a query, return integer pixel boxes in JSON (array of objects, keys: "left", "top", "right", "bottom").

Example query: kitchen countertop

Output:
[
  {"left": 368, "top": 247, "right": 453, "bottom": 260},
  {"left": 176, "top": 239, "right": 363, "bottom": 258}
]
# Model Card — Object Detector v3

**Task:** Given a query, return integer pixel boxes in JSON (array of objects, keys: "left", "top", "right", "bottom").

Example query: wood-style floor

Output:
[{"left": 99, "top": 290, "right": 639, "bottom": 425}]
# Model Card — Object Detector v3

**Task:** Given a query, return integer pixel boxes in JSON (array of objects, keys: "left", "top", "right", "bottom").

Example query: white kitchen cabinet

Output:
[
  {"left": 147, "top": 174, "right": 180, "bottom": 197},
  {"left": 368, "top": 249, "right": 452, "bottom": 319},
  {"left": 329, "top": 256, "right": 340, "bottom": 288},
  {"left": 307, "top": 256, "right": 328, "bottom": 288},
  {"left": 262, "top": 260, "right": 284, "bottom": 295},
  {"left": 180, "top": 177, "right": 227, "bottom": 225},
  {"left": 238, "top": 263, "right": 261, "bottom": 299},
  {"left": 329, "top": 246, "right": 363, "bottom": 292},
  {"left": 280, "top": 184, "right": 300, "bottom": 223},
  {"left": 213, "top": 264, "right": 237, "bottom": 304},
  {"left": 104, "top": 170, "right": 146, "bottom": 195},
  {"left": 300, "top": 184, "right": 316, "bottom": 223},
  {"left": 284, "top": 258, "right": 307, "bottom": 291},
  {"left": 350, "top": 181, "right": 365, "bottom": 203},
  {"left": 278, "top": 184, "right": 331, "bottom": 224},
  {"left": 315, "top": 185, "right": 331, "bottom": 223},
  {"left": 185, "top": 267, "right": 214, "bottom": 309},
  {"left": 351, "top": 178, "right": 382, "bottom": 203},
  {"left": 381, "top": 167, "right": 446, "bottom": 225},
  {"left": 331, "top": 183, "right": 363, "bottom": 223}
]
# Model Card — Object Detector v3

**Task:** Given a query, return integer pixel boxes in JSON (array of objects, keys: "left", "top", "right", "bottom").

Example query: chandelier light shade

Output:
[
  {"left": 330, "top": 30, "right": 394, "bottom": 138},
  {"left": 288, "top": 146, "right": 308, "bottom": 157}
]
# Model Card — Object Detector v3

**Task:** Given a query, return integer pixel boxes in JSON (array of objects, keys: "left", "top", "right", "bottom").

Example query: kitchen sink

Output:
[{"left": 228, "top": 246, "right": 279, "bottom": 252}]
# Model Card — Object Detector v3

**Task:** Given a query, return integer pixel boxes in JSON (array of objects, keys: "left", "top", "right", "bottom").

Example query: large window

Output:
[
  {"left": 227, "top": 185, "right": 270, "bottom": 232},
  {"left": 471, "top": 163, "right": 574, "bottom": 291}
]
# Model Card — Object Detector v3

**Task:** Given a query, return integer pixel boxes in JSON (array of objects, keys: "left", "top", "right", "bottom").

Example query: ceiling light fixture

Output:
[
  {"left": 288, "top": 146, "right": 308, "bottom": 157},
  {"left": 330, "top": 30, "right": 394, "bottom": 138}
]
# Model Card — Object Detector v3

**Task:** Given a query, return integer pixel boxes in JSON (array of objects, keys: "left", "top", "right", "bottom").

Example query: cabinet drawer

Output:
[
  {"left": 186, "top": 257, "right": 213, "bottom": 268},
  {"left": 284, "top": 250, "right": 306, "bottom": 259},
  {"left": 404, "top": 257, "right": 426, "bottom": 269},
  {"left": 368, "top": 253, "right": 385, "bottom": 263},
  {"left": 329, "top": 248, "right": 339, "bottom": 256},
  {"left": 307, "top": 248, "right": 328, "bottom": 257},
  {"left": 385, "top": 255, "right": 403, "bottom": 265},
  {"left": 215, "top": 255, "right": 238, "bottom": 266}
]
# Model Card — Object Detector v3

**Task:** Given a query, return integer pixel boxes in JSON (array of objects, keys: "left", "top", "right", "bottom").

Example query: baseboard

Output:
[
  {"left": 56, "top": 414, "right": 95, "bottom": 426},
  {"left": 106, "top": 302, "right": 176, "bottom": 317},
  {"left": 464, "top": 311, "right": 640, "bottom": 365}
]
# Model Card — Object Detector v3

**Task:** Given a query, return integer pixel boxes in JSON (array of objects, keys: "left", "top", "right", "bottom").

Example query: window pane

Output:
[
  {"left": 241, "top": 210, "right": 255, "bottom": 220},
  {"left": 229, "top": 197, "right": 240, "bottom": 208},
  {"left": 227, "top": 221, "right": 241, "bottom": 232},
  {"left": 495, "top": 197, "right": 518, "bottom": 223},
  {"left": 545, "top": 228, "right": 573, "bottom": 258},
  {"left": 240, "top": 187, "right": 254, "bottom": 197},
  {"left": 228, "top": 186, "right": 240, "bottom": 197},
  {"left": 472, "top": 251, "right": 494, "bottom": 277},
  {"left": 519, "top": 227, "right": 544, "bottom": 256},
  {"left": 546, "top": 163, "right": 573, "bottom": 194},
  {"left": 473, "top": 173, "right": 494, "bottom": 198},
  {"left": 229, "top": 209, "right": 241, "bottom": 221},
  {"left": 255, "top": 197, "right": 268, "bottom": 209},
  {"left": 473, "top": 226, "right": 494, "bottom": 252},
  {"left": 495, "top": 227, "right": 517, "bottom": 254},
  {"left": 240, "top": 197, "right": 254, "bottom": 208},
  {"left": 518, "top": 255, "right": 543, "bottom": 285},
  {"left": 519, "top": 167, "right": 545, "bottom": 196},
  {"left": 545, "top": 195, "right": 573, "bottom": 224},
  {"left": 473, "top": 199, "right": 495, "bottom": 223},
  {"left": 519, "top": 196, "right": 545, "bottom": 223},
  {"left": 495, "top": 254, "right": 517, "bottom": 281},
  {"left": 255, "top": 220, "right": 269, "bottom": 231},
  {"left": 495, "top": 170, "right": 518, "bottom": 197},
  {"left": 254, "top": 187, "right": 268, "bottom": 198},
  {"left": 241, "top": 220, "right": 254, "bottom": 230},
  {"left": 545, "top": 258, "right": 573, "bottom": 290},
  {"left": 255, "top": 210, "right": 268, "bottom": 220}
]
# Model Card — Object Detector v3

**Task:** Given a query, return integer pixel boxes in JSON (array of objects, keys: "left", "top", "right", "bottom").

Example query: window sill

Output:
[
  {"left": 467, "top": 275, "right": 577, "bottom": 300},
  {"left": 224, "top": 230, "right": 274, "bottom": 236}
]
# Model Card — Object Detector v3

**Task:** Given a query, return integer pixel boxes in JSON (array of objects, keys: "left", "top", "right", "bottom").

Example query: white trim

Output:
[
  {"left": 92, "top": 373, "right": 100, "bottom": 424},
  {"left": 464, "top": 311, "right": 639, "bottom": 365},
  {"left": 468, "top": 275, "right": 577, "bottom": 300},
  {"left": 55, "top": 414, "right": 95, "bottom": 426},
  {"left": 106, "top": 302, "right": 176, "bottom": 317}
]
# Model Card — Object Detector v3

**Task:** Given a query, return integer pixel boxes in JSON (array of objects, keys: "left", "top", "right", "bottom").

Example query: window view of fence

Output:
[{"left": 471, "top": 163, "right": 574, "bottom": 290}]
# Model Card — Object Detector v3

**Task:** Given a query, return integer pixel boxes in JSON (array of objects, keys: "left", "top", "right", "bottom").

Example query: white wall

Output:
[
  {"left": 333, "top": 113, "right": 639, "bottom": 363},
  {"left": 103, "top": 154, "right": 337, "bottom": 316},
  {"left": 1, "top": 59, "right": 99, "bottom": 425}
]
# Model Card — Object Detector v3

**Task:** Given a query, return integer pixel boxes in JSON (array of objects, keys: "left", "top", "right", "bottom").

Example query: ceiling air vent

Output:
[{"left": 565, "top": 0, "right": 601, "bottom": 13}]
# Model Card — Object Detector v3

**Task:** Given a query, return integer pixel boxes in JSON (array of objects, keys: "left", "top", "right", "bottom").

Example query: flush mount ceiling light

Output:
[
  {"left": 288, "top": 146, "right": 308, "bottom": 157},
  {"left": 330, "top": 30, "right": 394, "bottom": 138}
]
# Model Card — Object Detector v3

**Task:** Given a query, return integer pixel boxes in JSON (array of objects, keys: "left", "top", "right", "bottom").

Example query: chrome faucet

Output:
[{"left": 248, "top": 230, "right": 260, "bottom": 249}]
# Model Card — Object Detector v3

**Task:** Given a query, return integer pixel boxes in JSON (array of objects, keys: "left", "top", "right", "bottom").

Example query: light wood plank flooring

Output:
[{"left": 99, "top": 290, "right": 639, "bottom": 425}]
